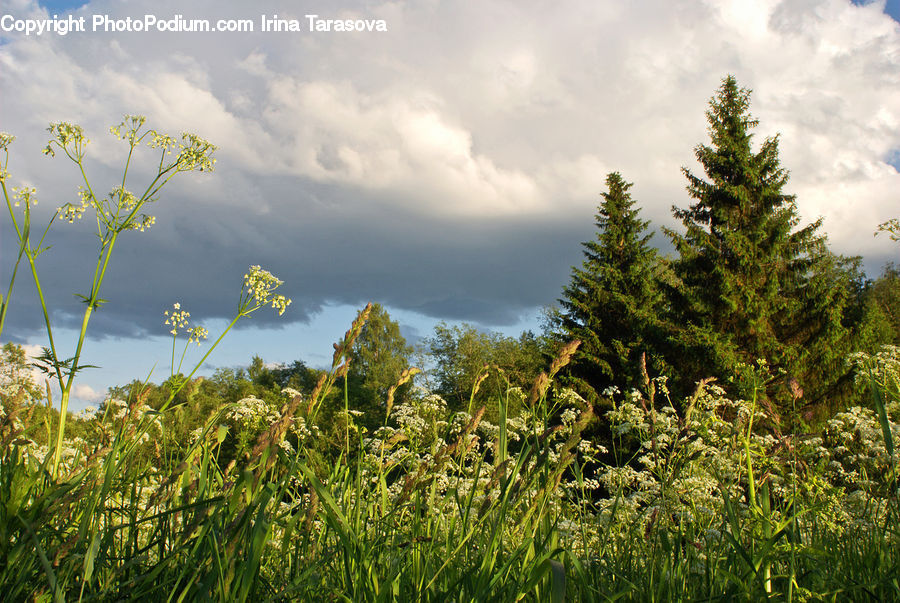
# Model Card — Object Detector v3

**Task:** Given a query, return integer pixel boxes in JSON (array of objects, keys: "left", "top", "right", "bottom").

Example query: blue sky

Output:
[
  {"left": 853, "top": 0, "right": 900, "bottom": 21},
  {"left": 2, "top": 0, "right": 899, "bottom": 409}
]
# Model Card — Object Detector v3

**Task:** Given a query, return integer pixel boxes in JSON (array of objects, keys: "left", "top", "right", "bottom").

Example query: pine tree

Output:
[
  {"left": 557, "top": 172, "right": 666, "bottom": 399},
  {"left": 666, "top": 75, "right": 858, "bottom": 409}
]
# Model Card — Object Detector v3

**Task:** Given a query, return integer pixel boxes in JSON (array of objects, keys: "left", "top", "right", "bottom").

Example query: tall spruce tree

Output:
[
  {"left": 557, "top": 172, "right": 666, "bottom": 399},
  {"left": 666, "top": 75, "right": 859, "bottom": 410}
]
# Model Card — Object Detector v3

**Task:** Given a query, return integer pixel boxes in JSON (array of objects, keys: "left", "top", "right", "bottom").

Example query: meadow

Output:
[{"left": 1, "top": 115, "right": 899, "bottom": 601}]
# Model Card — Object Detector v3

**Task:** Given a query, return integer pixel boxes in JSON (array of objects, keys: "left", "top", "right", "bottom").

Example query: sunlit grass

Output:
[{"left": 1, "top": 336, "right": 899, "bottom": 601}]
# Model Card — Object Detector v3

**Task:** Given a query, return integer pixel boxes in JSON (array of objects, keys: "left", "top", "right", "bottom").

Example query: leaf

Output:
[
  {"left": 83, "top": 532, "right": 101, "bottom": 583},
  {"left": 548, "top": 559, "right": 566, "bottom": 603},
  {"left": 868, "top": 366, "right": 895, "bottom": 460}
]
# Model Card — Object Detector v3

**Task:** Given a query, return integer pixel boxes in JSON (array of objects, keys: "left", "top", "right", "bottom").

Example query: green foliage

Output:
[
  {"left": 0, "top": 342, "right": 43, "bottom": 405},
  {"left": 665, "top": 75, "right": 860, "bottom": 410},
  {"left": 863, "top": 264, "right": 900, "bottom": 346},
  {"left": 556, "top": 171, "right": 668, "bottom": 400},
  {"left": 347, "top": 302, "right": 414, "bottom": 429},
  {"left": 425, "top": 322, "right": 546, "bottom": 417},
  {"left": 2, "top": 334, "right": 899, "bottom": 600}
]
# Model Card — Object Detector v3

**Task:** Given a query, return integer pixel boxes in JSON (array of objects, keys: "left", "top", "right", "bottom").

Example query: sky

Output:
[{"left": 1, "top": 0, "right": 899, "bottom": 410}]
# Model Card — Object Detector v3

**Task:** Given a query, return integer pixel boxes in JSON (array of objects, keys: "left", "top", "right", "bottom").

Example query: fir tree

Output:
[
  {"left": 557, "top": 172, "right": 666, "bottom": 399},
  {"left": 666, "top": 75, "right": 858, "bottom": 409}
]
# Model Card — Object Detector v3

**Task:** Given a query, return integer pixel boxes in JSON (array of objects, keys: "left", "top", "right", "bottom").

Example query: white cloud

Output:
[
  {"left": 3, "top": 0, "right": 896, "bottom": 226},
  {"left": 72, "top": 383, "right": 104, "bottom": 403},
  {"left": 18, "top": 343, "right": 49, "bottom": 389},
  {"left": 1, "top": 0, "right": 898, "bottom": 336}
]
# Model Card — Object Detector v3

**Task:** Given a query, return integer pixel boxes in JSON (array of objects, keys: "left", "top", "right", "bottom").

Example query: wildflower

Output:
[
  {"left": 58, "top": 186, "right": 93, "bottom": 223},
  {"left": 74, "top": 406, "right": 97, "bottom": 421},
  {"left": 176, "top": 132, "right": 217, "bottom": 172},
  {"left": 0, "top": 132, "right": 13, "bottom": 182},
  {"left": 164, "top": 303, "right": 191, "bottom": 336},
  {"left": 187, "top": 326, "right": 208, "bottom": 345},
  {"left": 12, "top": 186, "right": 37, "bottom": 208},
  {"left": 109, "top": 115, "right": 147, "bottom": 144},
  {"left": 242, "top": 266, "right": 292, "bottom": 315},
  {"left": 147, "top": 131, "right": 176, "bottom": 153},
  {"left": 131, "top": 214, "right": 156, "bottom": 232},
  {"left": 109, "top": 185, "right": 138, "bottom": 213},
  {"left": 44, "top": 121, "right": 88, "bottom": 157}
]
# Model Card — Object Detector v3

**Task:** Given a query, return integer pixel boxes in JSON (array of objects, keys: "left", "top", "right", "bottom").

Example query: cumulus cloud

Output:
[
  {"left": 0, "top": 0, "right": 898, "bottom": 347},
  {"left": 73, "top": 383, "right": 104, "bottom": 404}
]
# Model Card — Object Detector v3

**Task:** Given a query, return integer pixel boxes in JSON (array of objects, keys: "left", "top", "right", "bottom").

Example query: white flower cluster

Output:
[
  {"left": 12, "top": 186, "right": 37, "bottom": 208},
  {"left": 164, "top": 303, "right": 190, "bottom": 336},
  {"left": 175, "top": 132, "right": 217, "bottom": 173},
  {"left": 282, "top": 387, "right": 302, "bottom": 399},
  {"left": 163, "top": 303, "right": 207, "bottom": 344},
  {"left": 243, "top": 266, "right": 292, "bottom": 316},
  {"left": 100, "top": 398, "right": 162, "bottom": 443},
  {"left": 109, "top": 115, "right": 146, "bottom": 144},
  {"left": 74, "top": 406, "right": 97, "bottom": 421},
  {"left": 226, "top": 396, "right": 281, "bottom": 427},
  {"left": 824, "top": 404, "right": 900, "bottom": 489},
  {"left": 580, "top": 371, "right": 900, "bottom": 559},
  {"left": 58, "top": 186, "right": 93, "bottom": 223}
]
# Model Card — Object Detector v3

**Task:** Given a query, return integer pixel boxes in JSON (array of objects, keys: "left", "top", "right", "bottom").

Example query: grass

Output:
[{"left": 2, "top": 336, "right": 899, "bottom": 601}]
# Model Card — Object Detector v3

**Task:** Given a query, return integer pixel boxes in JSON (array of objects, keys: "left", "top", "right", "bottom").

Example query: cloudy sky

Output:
[{"left": 1, "top": 0, "right": 898, "bottom": 408}]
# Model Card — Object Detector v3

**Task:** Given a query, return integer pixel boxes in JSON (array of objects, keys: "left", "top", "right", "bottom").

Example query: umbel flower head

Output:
[
  {"left": 241, "top": 265, "right": 292, "bottom": 316},
  {"left": 0, "top": 132, "right": 14, "bottom": 182},
  {"left": 164, "top": 303, "right": 191, "bottom": 336}
]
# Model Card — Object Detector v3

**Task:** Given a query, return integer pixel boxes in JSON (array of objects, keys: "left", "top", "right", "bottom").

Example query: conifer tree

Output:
[
  {"left": 666, "top": 75, "right": 858, "bottom": 409},
  {"left": 557, "top": 172, "right": 666, "bottom": 399}
]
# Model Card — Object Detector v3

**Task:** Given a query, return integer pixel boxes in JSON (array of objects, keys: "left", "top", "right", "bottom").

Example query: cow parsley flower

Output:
[
  {"left": 164, "top": 303, "right": 191, "bottom": 336},
  {"left": 241, "top": 266, "right": 292, "bottom": 316}
]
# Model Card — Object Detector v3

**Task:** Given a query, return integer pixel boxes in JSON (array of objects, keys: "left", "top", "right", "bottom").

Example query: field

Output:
[
  {"left": 1, "top": 115, "right": 899, "bottom": 602},
  {"left": 1, "top": 332, "right": 899, "bottom": 600}
]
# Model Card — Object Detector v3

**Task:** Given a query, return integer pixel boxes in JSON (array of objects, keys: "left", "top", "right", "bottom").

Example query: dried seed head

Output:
[
  {"left": 333, "top": 303, "right": 373, "bottom": 365},
  {"left": 549, "top": 339, "right": 580, "bottom": 377},
  {"left": 527, "top": 372, "right": 550, "bottom": 407},
  {"left": 471, "top": 366, "right": 491, "bottom": 399},
  {"left": 386, "top": 367, "right": 420, "bottom": 418}
]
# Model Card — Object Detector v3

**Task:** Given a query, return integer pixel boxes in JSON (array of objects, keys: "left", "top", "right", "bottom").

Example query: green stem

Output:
[
  {"left": 0, "top": 181, "right": 25, "bottom": 339},
  {"left": 344, "top": 373, "right": 350, "bottom": 459},
  {"left": 27, "top": 249, "right": 64, "bottom": 388},
  {"left": 51, "top": 304, "right": 92, "bottom": 476},
  {"left": 164, "top": 314, "right": 242, "bottom": 406},
  {"left": 0, "top": 242, "right": 24, "bottom": 339},
  {"left": 51, "top": 229, "right": 119, "bottom": 476}
]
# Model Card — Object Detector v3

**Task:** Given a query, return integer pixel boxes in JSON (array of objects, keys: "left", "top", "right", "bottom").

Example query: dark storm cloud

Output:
[{"left": 1, "top": 167, "right": 596, "bottom": 341}]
